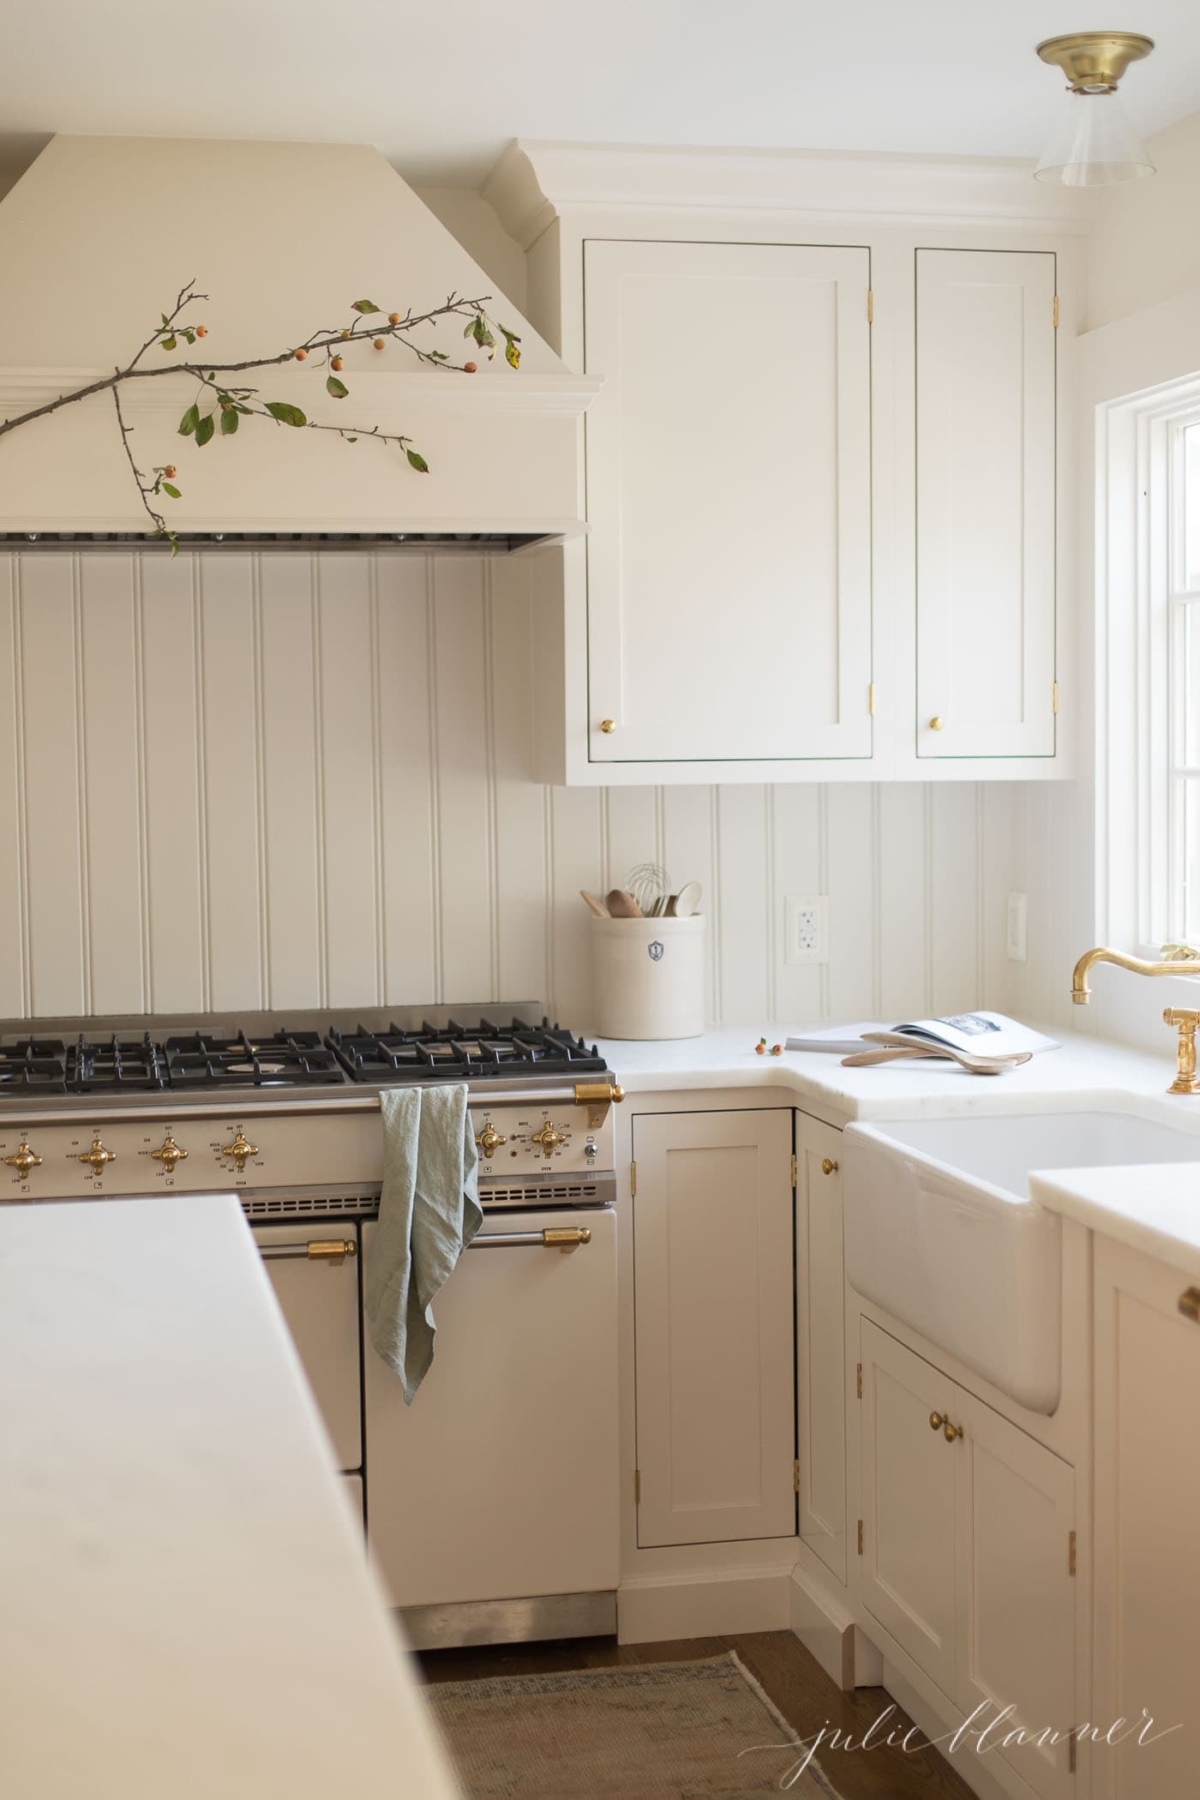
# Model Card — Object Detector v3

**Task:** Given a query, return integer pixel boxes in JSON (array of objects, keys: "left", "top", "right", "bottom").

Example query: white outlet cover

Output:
[{"left": 785, "top": 895, "right": 829, "bottom": 965}]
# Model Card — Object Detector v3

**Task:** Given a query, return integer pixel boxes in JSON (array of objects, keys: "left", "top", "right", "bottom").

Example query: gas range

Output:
[{"left": 0, "top": 1004, "right": 622, "bottom": 1217}]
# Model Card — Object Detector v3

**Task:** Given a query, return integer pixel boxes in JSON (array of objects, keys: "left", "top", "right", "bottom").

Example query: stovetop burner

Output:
[
  {"left": 328, "top": 1017, "right": 608, "bottom": 1084},
  {"left": 0, "top": 1008, "right": 609, "bottom": 1097}
]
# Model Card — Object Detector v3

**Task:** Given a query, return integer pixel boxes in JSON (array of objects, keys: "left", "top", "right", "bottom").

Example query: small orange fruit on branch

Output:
[
  {"left": 388, "top": 312, "right": 402, "bottom": 326},
  {"left": 373, "top": 337, "right": 386, "bottom": 351},
  {"left": 195, "top": 325, "right": 208, "bottom": 338},
  {"left": 294, "top": 348, "right": 308, "bottom": 361},
  {"left": 330, "top": 355, "right": 344, "bottom": 371}
]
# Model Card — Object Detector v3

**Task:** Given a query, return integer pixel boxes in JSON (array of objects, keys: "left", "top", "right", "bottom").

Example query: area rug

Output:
[{"left": 425, "top": 1651, "right": 843, "bottom": 1798}]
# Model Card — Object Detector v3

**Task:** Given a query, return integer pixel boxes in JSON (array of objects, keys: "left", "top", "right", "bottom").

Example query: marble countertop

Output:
[
  {"left": 596, "top": 1022, "right": 1200, "bottom": 1271},
  {"left": 0, "top": 1195, "right": 460, "bottom": 1800}
]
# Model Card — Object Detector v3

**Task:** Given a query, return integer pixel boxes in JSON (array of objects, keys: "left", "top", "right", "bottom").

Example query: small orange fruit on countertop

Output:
[{"left": 464, "top": 361, "right": 477, "bottom": 373}]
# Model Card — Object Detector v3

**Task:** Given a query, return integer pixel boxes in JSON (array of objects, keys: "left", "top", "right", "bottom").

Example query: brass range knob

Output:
[
  {"left": 475, "top": 1124, "right": 508, "bottom": 1159},
  {"left": 151, "top": 1133, "right": 188, "bottom": 1174},
  {"left": 77, "top": 1136, "right": 116, "bottom": 1174},
  {"left": 220, "top": 1131, "right": 259, "bottom": 1172},
  {"left": 4, "top": 1138, "right": 42, "bottom": 1177},
  {"left": 529, "top": 1121, "right": 567, "bottom": 1158}
]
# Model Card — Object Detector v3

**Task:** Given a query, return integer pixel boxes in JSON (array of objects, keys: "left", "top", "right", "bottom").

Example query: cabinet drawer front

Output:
[
  {"left": 632, "top": 1109, "right": 796, "bottom": 1547},
  {"left": 584, "top": 239, "right": 873, "bottom": 765},
  {"left": 915, "top": 247, "right": 1057, "bottom": 760}
]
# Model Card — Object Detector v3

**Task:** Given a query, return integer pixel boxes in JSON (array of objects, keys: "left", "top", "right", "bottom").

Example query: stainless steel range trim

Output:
[{"left": 400, "top": 1592, "right": 617, "bottom": 1651}]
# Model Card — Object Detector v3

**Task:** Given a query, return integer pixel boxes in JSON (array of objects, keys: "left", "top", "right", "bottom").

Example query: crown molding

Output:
[{"left": 484, "top": 139, "right": 1098, "bottom": 248}]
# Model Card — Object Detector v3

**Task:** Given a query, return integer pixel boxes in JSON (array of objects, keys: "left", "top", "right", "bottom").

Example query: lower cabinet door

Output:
[
  {"left": 362, "top": 1210, "right": 619, "bottom": 1609},
  {"left": 858, "top": 1320, "right": 958, "bottom": 1699},
  {"left": 954, "top": 1394, "right": 1075, "bottom": 1800},
  {"left": 633, "top": 1108, "right": 796, "bottom": 1547},
  {"left": 796, "top": 1115, "right": 847, "bottom": 1582},
  {"left": 1094, "top": 1239, "right": 1200, "bottom": 1800},
  {"left": 254, "top": 1221, "right": 363, "bottom": 1472}
]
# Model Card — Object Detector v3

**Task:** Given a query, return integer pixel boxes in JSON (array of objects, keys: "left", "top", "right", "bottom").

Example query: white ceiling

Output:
[{"left": 2, "top": 1, "right": 1198, "bottom": 190}]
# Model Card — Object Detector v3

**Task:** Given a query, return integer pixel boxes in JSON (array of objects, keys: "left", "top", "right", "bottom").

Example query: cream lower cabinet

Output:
[
  {"left": 1093, "top": 1240, "right": 1200, "bottom": 1800},
  {"left": 858, "top": 1321, "right": 1075, "bottom": 1800},
  {"left": 632, "top": 1108, "right": 796, "bottom": 1547},
  {"left": 796, "top": 1114, "right": 847, "bottom": 1582}
]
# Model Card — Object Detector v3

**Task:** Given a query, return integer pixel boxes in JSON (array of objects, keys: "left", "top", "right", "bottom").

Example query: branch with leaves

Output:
[{"left": 0, "top": 281, "right": 522, "bottom": 551}]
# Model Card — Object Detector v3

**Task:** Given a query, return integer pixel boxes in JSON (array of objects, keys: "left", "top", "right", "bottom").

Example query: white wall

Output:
[
  {"left": 1085, "top": 110, "right": 1200, "bottom": 333},
  {"left": 0, "top": 547, "right": 1021, "bottom": 1030}
]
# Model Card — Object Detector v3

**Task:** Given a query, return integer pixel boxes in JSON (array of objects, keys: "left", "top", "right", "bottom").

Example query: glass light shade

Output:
[{"left": 1034, "top": 89, "right": 1155, "bottom": 186}]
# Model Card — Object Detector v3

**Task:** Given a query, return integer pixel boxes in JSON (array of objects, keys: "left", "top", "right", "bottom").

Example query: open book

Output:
[{"left": 786, "top": 1012, "right": 1058, "bottom": 1058}]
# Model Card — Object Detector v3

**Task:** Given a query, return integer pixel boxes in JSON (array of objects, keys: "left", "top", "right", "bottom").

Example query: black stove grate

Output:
[
  {"left": 0, "top": 1039, "right": 70, "bottom": 1091},
  {"left": 328, "top": 1016, "right": 608, "bottom": 1083},
  {"left": 163, "top": 1030, "right": 348, "bottom": 1089}
]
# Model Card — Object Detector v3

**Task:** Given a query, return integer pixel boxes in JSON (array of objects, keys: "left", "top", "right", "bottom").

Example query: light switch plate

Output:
[
  {"left": 1006, "top": 892, "right": 1028, "bottom": 962},
  {"left": 785, "top": 895, "right": 829, "bottom": 965}
]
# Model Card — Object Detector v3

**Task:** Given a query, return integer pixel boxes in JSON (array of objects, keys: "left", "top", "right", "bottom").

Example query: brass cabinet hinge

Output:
[
  {"left": 867, "top": 289, "right": 874, "bottom": 324},
  {"left": 634, "top": 1469, "right": 641, "bottom": 1505},
  {"left": 793, "top": 1458, "right": 801, "bottom": 1494},
  {"left": 630, "top": 1159, "right": 637, "bottom": 1197},
  {"left": 868, "top": 682, "right": 877, "bottom": 716},
  {"left": 1053, "top": 293, "right": 1060, "bottom": 329},
  {"left": 1068, "top": 1529, "right": 1076, "bottom": 1576},
  {"left": 857, "top": 1519, "right": 864, "bottom": 1556},
  {"left": 856, "top": 1362, "right": 863, "bottom": 1400},
  {"left": 790, "top": 1152, "right": 798, "bottom": 1188},
  {"left": 1052, "top": 681, "right": 1060, "bottom": 715}
]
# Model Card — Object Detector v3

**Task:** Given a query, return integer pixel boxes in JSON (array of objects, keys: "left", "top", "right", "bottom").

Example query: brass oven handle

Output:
[
  {"left": 259, "top": 1239, "right": 357, "bottom": 1265},
  {"left": 469, "top": 1227, "right": 592, "bottom": 1252}
]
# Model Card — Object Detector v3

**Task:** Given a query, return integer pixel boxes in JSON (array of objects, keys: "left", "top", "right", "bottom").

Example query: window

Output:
[
  {"left": 1097, "top": 376, "right": 1200, "bottom": 954},
  {"left": 1172, "top": 421, "right": 1200, "bottom": 939}
]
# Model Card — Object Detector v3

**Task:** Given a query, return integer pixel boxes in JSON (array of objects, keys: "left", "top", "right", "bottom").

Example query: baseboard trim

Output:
[
  {"left": 617, "top": 1564, "right": 793, "bottom": 1644},
  {"left": 788, "top": 1564, "right": 884, "bottom": 1691}
]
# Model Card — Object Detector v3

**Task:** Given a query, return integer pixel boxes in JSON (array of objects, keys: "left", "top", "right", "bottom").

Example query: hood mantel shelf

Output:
[{"left": 0, "top": 136, "right": 597, "bottom": 547}]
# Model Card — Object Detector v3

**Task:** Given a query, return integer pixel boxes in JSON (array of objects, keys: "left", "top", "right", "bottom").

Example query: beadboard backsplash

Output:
[{"left": 0, "top": 549, "right": 1023, "bottom": 1029}]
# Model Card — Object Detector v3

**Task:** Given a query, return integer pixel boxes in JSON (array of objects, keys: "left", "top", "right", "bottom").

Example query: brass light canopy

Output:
[
  {"left": 1034, "top": 30, "right": 1157, "bottom": 185},
  {"left": 1036, "top": 31, "right": 1154, "bottom": 92}
]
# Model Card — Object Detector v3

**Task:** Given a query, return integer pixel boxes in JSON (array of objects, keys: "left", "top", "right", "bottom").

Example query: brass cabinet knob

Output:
[
  {"left": 821, "top": 1157, "right": 839, "bottom": 1175},
  {"left": 77, "top": 1136, "right": 116, "bottom": 1173},
  {"left": 1179, "top": 1287, "right": 1200, "bottom": 1322},
  {"left": 929, "top": 716, "right": 945, "bottom": 732},
  {"left": 475, "top": 1124, "right": 508, "bottom": 1159},
  {"left": 599, "top": 719, "right": 615, "bottom": 733},
  {"left": 151, "top": 1133, "right": 188, "bottom": 1174},
  {"left": 529, "top": 1121, "right": 566, "bottom": 1158},
  {"left": 220, "top": 1131, "right": 259, "bottom": 1172},
  {"left": 943, "top": 1420, "right": 964, "bottom": 1443},
  {"left": 929, "top": 1411, "right": 946, "bottom": 1431},
  {"left": 4, "top": 1139, "right": 42, "bottom": 1177}
]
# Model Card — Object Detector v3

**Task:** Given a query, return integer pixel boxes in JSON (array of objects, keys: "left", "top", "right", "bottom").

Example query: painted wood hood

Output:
[{"left": 0, "top": 136, "right": 598, "bottom": 542}]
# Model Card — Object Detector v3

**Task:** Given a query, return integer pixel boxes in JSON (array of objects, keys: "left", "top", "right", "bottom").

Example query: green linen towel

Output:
[{"left": 365, "top": 1084, "right": 482, "bottom": 1404}]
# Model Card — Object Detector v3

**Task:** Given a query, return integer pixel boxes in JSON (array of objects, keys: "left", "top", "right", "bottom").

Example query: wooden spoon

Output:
[
  {"left": 580, "top": 890, "right": 609, "bottom": 918},
  {"left": 842, "top": 1037, "right": 1032, "bottom": 1077},
  {"left": 605, "top": 888, "right": 644, "bottom": 918},
  {"left": 672, "top": 880, "right": 703, "bottom": 918}
]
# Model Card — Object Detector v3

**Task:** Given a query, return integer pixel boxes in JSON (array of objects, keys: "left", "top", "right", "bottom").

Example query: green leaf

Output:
[
  {"left": 195, "top": 413, "right": 216, "bottom": 447},
  {"left": 505, "top": 339, "right": 521, "bottom": 369},
  {"left": 467, "top": 315, "right": 496, "bottom": 352},
  {"left": 178, "top": 404, "right": 201, "bottom": 437},
  {"left": 405, "top": 447, "right": 429, "bottom": 473},
  {"left": 428, "top": 350, "right": 449, "bottom": 361},
  {"left": 162, "top": 482, "right": 181, "bottom": 499},
  {"left": 219, "top": 408, "right": 239, "bottom": 436},
  {"left": 351, "top": 299, "right": 380, "bottom": 314},
  {"left": 266, "top": 400, "right": 307, "bottom": 427},
  {"left": 161, "top": 335, "right": 177, "bottom": 352},
  {"left": 326, "top": 375, "right": 349, "bottom": 399},
  {"left": 161, "top": 314, "right": 170, "bottom": 327},
  {"left": 169, "top": 534, "right": 180, "bottom": 558},
  {"left": 345, "top": 436, "right": 358, "bottom": 444},
  {"left": 182, "top": 331, "right": 195, "bottom": 346}
]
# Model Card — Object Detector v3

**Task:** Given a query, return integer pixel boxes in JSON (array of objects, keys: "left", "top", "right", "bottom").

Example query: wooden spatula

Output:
[{"left": 842, "top": 1034, "right": 1032, "bottom": 1076}]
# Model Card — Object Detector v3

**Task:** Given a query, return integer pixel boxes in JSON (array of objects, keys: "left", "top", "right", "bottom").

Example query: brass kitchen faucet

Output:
[{"left": 1071, "top": 945, "right": 1200, "bottom": 1094}]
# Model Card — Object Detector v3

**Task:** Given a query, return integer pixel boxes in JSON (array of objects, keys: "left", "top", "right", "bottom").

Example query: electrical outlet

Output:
[
  {"left": 1006, "top": 892, "right": 1028, "bottom": 962},
  {"left": 785, "top": 895, "right": 829, "bottom": 965}
]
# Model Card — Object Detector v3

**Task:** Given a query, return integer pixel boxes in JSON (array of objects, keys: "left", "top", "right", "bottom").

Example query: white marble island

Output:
[{"left": 0, "top": 1195, "right": 460, "bottom": 1800}]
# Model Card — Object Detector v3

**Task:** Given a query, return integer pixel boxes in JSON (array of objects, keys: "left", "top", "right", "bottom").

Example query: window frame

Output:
[{"left": 1096, "top": 373, "right": 1200, "bottom": 956}]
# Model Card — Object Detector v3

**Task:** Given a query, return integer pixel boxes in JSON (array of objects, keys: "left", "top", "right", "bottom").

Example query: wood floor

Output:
[{"left": 419, "top": 1629, "right": 978, "bottom": 1799}]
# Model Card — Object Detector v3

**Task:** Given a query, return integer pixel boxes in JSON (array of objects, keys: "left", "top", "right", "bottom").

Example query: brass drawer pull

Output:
[
  {"left": 942, "top": 1420, "right": 964, "bottom": 1443},
  {"left": 821, "top": 1158, "right": 839, "bottom": 1176},
  {"left": 929, "top": 1411, "right": 946, "bottom": 1431},
  {"left": 1179, "top": 1287, "right": 1200, "bottom": 1322}
]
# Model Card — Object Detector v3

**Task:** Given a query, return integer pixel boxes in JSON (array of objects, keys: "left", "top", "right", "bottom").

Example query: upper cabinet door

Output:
[
  {"left": 915, "top": 248, "right": 1057, "bottom": 760},
  {"left": 583, "top": 239, "right": 873, "bottom": 765}
]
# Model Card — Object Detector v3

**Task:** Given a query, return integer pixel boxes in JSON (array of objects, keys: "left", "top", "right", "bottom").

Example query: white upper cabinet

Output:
[
  {"left": 583, "top": 239, "right": 873, "bottom": 766},
  {"left": 914, "top": 248, "right": 1058, "bottom": 760},
  {"left": 493, "top": 141, "right": 1078, "bottom": 783}
]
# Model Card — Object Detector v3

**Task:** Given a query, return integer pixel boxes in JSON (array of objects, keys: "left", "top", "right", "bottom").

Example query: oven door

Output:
[
  {"left": 362, "top": 1207, "right": 619, "bottom": 1644},
  {"left": 253, "top": 1222, "right": 362, "bottom": 1475}
]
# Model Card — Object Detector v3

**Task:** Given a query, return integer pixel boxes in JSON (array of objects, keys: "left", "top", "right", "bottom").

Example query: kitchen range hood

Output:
[{"left": 0, "top": 137, "right": 598, "bottom": 548}]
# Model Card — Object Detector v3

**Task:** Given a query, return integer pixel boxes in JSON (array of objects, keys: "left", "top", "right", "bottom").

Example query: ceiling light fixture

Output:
[{"left": 1034, "top": 30, "right": 1156, "bottom": 186}]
